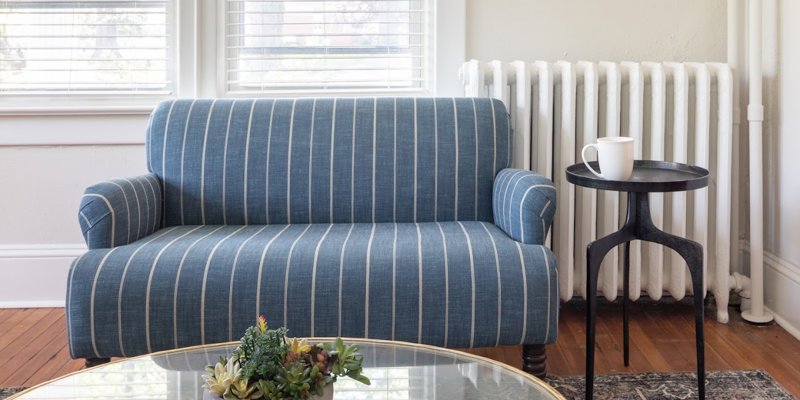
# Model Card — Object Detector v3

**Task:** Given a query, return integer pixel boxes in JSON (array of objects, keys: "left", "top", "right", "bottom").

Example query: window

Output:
[
  {"left": 0, "top": 0, "right": 174, "bottom": 96},
  {"left": 224, "top": 0, "right": 432, "bottom": 95}
]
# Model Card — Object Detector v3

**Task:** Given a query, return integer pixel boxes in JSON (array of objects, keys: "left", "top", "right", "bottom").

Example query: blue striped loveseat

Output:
[{"left": 67, "top": 97, "right": 558, "bottom": 377}]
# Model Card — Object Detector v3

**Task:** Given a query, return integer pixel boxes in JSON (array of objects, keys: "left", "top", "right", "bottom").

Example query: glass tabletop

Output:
[{"left": 10, "top": 339, "right": 563, "bottom": 400}]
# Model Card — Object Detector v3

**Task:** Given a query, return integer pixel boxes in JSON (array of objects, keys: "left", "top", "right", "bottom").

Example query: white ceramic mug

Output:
[{"left": 581, "top": 137, "right": 634, "bottom": 180}]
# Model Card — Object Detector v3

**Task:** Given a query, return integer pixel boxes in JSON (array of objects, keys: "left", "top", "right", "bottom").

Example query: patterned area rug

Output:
[
  {"left": 0, "top": 388, "right": 24, "bottom": 400},
  {"left": 546, "top": 370, "right": 795, "bottom": 400}
]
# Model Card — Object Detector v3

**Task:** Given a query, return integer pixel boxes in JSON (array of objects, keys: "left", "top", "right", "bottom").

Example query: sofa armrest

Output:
[
  {"left": 493, "top": 169, "right": 557, "bottom": 244},
  {"left": 79, "top": 174, "right": 162, "bottom": 249}
]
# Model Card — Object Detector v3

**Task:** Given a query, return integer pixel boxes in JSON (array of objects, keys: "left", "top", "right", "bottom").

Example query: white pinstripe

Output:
[
  {"left": 338, "top": 224, "right": 356, "bottom": 336},
  {"left": 79, "top": 211, "right": 91, "bottom": 226},
  {"left": 242, "top": 100, "right": 257, "bottom": 224},
  {"left": 433, "top": 99, "right": 439, "bottom": 221},
  {"left": 172, "top": 226, "right": 226, "bottom": 349},
  {"left": 254, "top": 224, "right": 293, "bottom": 319},
  {"left": 282, "top": 224, "right": 314, "bottom": 327},
  {"left": 228, "top": 225, "right": 271, "bottom": 340},
  {"left": 82, "top": 194, "right": 115, "bottom": 247},
  {"left": 350, "top": 98, "right": 357, "bottom": 223},
  {"left": 540, "top": 246, "right": 553, "bottom": 343},
  {"left": 200, "top": 226, "right": 248, "bottom": 344},
  {"left": 479, "top": 222, "right": 503, "bottom": 347},
  {"left": 391, "top": 223, "right": 397, "bottom": 340},
  {"left": 66, "top": 252, "right": 88, "bottom": 358},
  {"left": 160, "top": 100, "right": 176, "bottom": 182},
  {"left": 471, "top": 98, "right": 479, "bottom": 220},
  {"left": 120, "top": 178, "right": 141, "bottom": 240},
  {"left": 89, "top": 248, "right": 119, "bottom": 357},
  {"left": 452, "top": 98, "right": 460, "bottom": 219},
  {"left": 371, "top": 98, "right": 377, "bottom": 223},
  {"left": 500, "top": 171, "right": 526, "bottom": 231},
  {"left": 518, "top": 185, "right": 555, "bottom": 242},
  {"left": 364, "top": 223, "right": 377, "bottom": 337},
  {"left": 435, "top": 222, "right": 450, "bottom": 347},
  {"left": 308, "top": 98, "right": 317, "bottom": 223},
  {"left": 116, "top": 226, "right": 179, "bottom": 357},
  {"left": 490, "top": 99, "right": 497, "bottom": 173},
  {"left": 221, "top": 100, "right": 238, "bottom": 225},
  {"left": 287, "top": 98, "right": 298, "bottom": 224},
  {"left": 264, "top": 99, "right": 277, "bottom": 224},
  {"left": 143, "top": 175, "right": 159, "bottom": 232},
  {"left": 329, "top": 99, "right": 338, "bottom": 223},
  {"left": 132, "top": 178, "right": 148, "bottom": 236},
  {"left": 310, "top": 224, "right": 334, "bottom": 337},
  {"left": 504, "top": 172, "right": 527, "bottom": 231},
  {"left": 515, "top": 242, "right": 529, "bottom": 344},
  {"left": 393, "top": 98, "right": 397, "bottom": 222},
  {"left": 539, "top": 199, "right": 552, "bottom": 239},
  {"left": 416, "top": 223, "right": 423, "bottom": 342},
  {"left": 199, "top": 99, "right": 218, "bottom": 224},
  {"left": 144, "top": 226, "right": 205, "bottom": 353},
  {"left": 456, "top": 221, "right": 476, "bottom": 348},
  {"left": 179, "top": 100, "right": 198, "bottom": 225},
  {"left": 413, "top": 98, "right": 418, "bottom": 222},
  {"left": 105, "top": 181, "right": 131, "bottom": 244}
]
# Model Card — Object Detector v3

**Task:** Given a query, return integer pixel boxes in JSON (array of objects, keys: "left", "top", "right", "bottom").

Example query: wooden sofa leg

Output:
[
  {"left": 85, "top": 357, "right": 110, "bottom": 368},
  {"left": 522, "top": 344, "right": 547, "bottom": 379}
]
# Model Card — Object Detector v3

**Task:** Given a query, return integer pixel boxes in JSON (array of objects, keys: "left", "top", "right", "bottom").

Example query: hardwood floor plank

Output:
[
  {"left": 0, "top": 309, "right": 51, "bottom": 353},
  {"left": 0, "top": 303, "right": 797, "bottom": 397}
]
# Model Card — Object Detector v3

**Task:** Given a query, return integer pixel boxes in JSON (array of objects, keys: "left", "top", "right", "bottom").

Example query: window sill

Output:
[{"left": 0, "top": 104, "right": 156, "bottom": 116}]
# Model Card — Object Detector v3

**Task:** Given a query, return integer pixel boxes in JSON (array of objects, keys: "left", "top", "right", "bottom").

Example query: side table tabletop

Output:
[{"left": 566, "top": 160, "right": 710, "bottom": 400}]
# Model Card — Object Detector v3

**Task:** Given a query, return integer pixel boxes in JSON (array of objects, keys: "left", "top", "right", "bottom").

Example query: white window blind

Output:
[
  {"left": 0, "top": 0, "right": 174, "bottom": 95},
  {"left": 225, "top": 0, "right": 431, "bottom": 94}
]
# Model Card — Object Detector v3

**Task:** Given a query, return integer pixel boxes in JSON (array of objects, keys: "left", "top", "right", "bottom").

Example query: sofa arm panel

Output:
[
  {"left": 79, "top": 174, "right": 162, "bottom": 249},
  {"left": 493, "top": 169, "right": 557, "bottom": 244}
]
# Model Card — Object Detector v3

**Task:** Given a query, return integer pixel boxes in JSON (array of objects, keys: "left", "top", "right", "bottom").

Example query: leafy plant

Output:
[{"left": 203, "top": 316, "right": 370, "bottom": 399}]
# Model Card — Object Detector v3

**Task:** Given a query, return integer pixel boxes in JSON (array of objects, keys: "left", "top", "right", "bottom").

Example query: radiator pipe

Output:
[{"left": 741, "top": 0, "right": 773, "bottom": 323}]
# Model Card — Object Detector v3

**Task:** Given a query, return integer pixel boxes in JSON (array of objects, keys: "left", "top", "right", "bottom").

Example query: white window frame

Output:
[{"left": 0, "top": 0, "right": 464, "bottom": 116}]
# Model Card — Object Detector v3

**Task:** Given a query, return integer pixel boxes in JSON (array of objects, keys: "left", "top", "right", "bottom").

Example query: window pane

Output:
[
  {"left": 0, "top": 0, "right": 173, "bottom": 95},
  {"left": 226, "top": 0, "right": 430, "bottom": 93}
]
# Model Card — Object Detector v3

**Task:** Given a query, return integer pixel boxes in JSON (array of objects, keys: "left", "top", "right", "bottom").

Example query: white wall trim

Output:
[
  {"left": 0, "top": 244, "right": 86, "bottom": 258},
  {"left": 0, "top": 300, "right": 66, "bottom": 308},
  {"left": 0, "top": 244, "right": 85, "bottom": 309},
  {"left": 742, "top": 242, "right": 800, "bottom": 341},
  {"left": 768, "top": 307, "right": 800, "bottom": 341}
]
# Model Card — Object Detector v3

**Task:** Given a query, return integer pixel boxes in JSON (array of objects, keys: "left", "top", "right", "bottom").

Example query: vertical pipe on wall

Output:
[
  {"left": 727, "top": 0, "right": 742, "bottom": 278},
  {"left": 741, "top": 0, "right": 774, "bottom": 323}
]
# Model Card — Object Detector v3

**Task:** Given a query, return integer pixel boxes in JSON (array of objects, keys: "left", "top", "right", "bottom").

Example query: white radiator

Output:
[{"left": 460, "top": 60, "right": 734, "bottom": 323}]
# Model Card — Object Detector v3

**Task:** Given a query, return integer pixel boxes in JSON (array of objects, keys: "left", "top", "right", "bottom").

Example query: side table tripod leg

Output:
[{"left": 623, "top": 241, "right": 631, "bottom": 367}]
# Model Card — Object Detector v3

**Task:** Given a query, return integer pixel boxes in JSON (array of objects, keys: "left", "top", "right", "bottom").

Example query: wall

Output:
[
  {"left": 761, "top": 0, "right": 800, "bottom": 338},
  {"left": 466, "top": 0, "right": 726, "bottom": 63},
  {"left": 0, "top": 115, "right": 148, "bottom": 307}
]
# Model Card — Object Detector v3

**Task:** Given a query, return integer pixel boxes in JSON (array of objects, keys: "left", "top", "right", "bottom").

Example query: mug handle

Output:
[{"left": 581, "top": 144, "right": 604, "bottom": 178}]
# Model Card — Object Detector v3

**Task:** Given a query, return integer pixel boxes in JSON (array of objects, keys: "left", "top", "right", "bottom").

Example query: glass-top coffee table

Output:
[{"left": 10, "top": 338, "right": 563, "bottom": 400}]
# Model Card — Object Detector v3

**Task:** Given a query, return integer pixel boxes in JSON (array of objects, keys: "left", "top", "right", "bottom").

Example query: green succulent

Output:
[
  {"left": 226, "top": 377, "right": 262, "bottom": 400},
  {"left": 203, "top": 356, "right": 240, "bottom": 397},
  {"left": 204, "top": 317, "right": 370, "bottom": 399}
]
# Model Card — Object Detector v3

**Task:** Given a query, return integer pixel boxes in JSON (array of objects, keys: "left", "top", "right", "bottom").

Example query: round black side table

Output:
[{"left": 566, "top": 160, "right": 710, "bottom": 400}]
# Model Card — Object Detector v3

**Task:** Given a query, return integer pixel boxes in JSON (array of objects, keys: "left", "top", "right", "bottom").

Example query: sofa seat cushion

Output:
[{"left": 67, "top": 222, "right": 557, "bottom": 359}]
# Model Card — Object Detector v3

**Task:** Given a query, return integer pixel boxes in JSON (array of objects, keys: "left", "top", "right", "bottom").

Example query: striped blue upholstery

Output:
[
  {"left": 146, "top": 98, "right": 510, "bottom": 226},
  {"left": 67, "top": 223, "right": 557, "bottom": 358},
  {"left": 493, "top": 169, "right": 557, "bottom": 244},
  {"left": 79, "top": 174, "right": 162, "bottom": 249},
  {"left": 67, "top": 97, "right": 558, "bottom": 360}
]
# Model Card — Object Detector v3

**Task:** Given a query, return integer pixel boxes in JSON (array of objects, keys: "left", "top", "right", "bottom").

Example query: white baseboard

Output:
[
  {"left": 0, "top": 244, "right": 86, "bottom": 308},
  {"left": 762, "top": 251, "right": 800, "bottom": 341}
]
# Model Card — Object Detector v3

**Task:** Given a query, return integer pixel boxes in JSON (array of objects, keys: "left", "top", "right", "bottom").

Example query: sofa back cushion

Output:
[{"left": 146, "top": 97, "right": 510, "bottom": 226}]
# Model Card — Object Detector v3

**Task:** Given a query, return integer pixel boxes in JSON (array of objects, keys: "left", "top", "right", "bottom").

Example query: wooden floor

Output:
[{"left": 1, "top": 300, "right": 798, "bottom": 396}]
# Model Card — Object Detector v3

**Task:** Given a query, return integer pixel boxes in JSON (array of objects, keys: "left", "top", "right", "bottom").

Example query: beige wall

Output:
[{"left": 466, "top": 0, "right": 726, "bottom": 63}]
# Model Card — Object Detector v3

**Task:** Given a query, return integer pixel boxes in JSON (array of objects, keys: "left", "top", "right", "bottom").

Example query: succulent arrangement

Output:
[{"left": 202, "top": 316, "right": 370, "bottom": 400}]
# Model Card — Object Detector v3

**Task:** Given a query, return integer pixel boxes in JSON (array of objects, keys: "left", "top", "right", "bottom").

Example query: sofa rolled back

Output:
[{"left": 146, "top": 97, "right": 510, "bottom": 226}]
